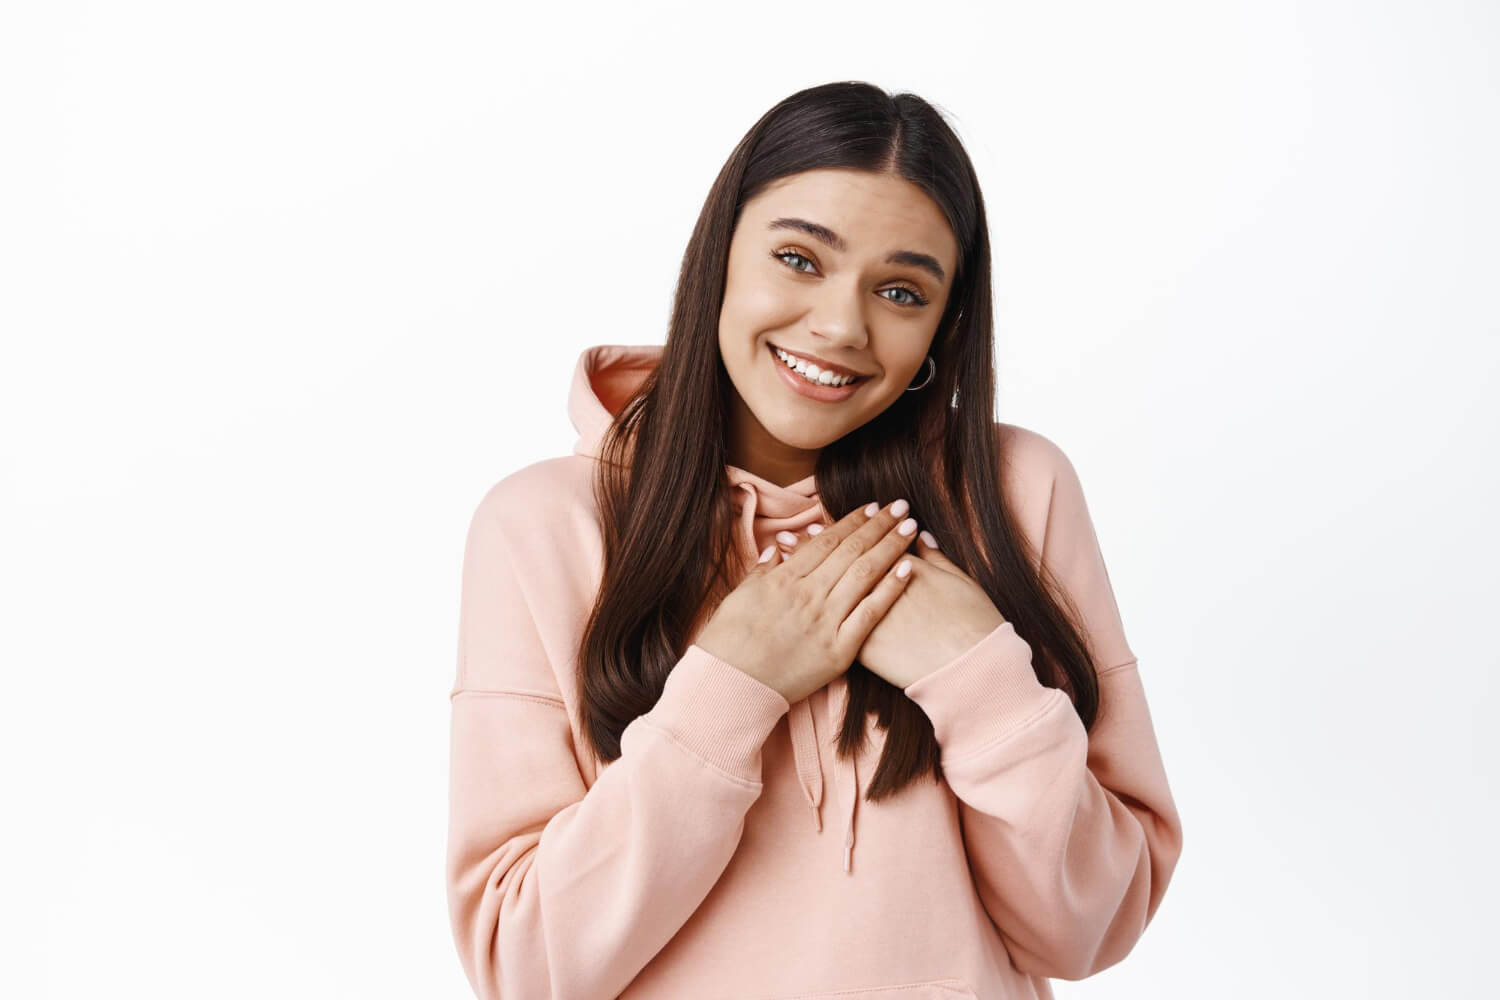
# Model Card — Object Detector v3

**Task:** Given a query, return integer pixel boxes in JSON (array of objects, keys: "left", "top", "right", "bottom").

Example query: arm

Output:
[
  {"left": 446, "top": 480, "right": 790, "bottom": 1000},
  {"left": 902, "top": 433, "right": 1184, "bottom": 981}
]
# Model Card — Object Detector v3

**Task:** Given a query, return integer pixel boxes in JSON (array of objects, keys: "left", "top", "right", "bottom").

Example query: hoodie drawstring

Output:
[
  {"left": 788, "top": 699, "right": 823, "bottom": 832},
  {"left": 787, "top": 676, "right": 860, "bottom": 874},
  {"left": 830, "top": 673, "right": 859, "bottom": 874}
]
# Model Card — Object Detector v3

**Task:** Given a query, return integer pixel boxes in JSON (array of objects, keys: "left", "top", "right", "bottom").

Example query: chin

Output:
[{"left": 757, "top": 412, "right": 849, "bottom": 451}]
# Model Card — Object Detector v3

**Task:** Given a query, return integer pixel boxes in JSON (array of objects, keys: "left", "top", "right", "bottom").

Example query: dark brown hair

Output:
[{"left": 577, "top": 80, "right": 1103, "bottom": 802}]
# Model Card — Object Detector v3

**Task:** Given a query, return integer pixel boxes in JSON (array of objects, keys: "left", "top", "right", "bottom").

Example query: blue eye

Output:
[
  {"left": 770, "top": 248, "right": 931, "bottom": 308},
  {"left": 773, "top": 249, "right": 815, "bottom": 272},
  {"left": 883, "top": 287, "right": 928, "bottom": 307}
]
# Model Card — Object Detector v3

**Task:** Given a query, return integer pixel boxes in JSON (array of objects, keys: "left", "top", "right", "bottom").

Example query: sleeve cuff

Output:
[
  {"left": 902, "top": 620, "right": 1062, "bottom": 760},
  {"left": 639, "top": 644, "right": 792, "bottom": 781}
]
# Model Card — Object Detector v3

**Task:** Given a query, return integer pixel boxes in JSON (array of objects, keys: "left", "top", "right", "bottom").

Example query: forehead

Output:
[{"left": 741, "top": 168, "right": 957, "bottom": 269}]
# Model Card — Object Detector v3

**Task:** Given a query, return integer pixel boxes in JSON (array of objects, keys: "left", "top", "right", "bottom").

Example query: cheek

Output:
[
  {"left": 723, "top": 265, "right": 801, "bottom": 326},
  {"left": 855, "top": 349, "right": 932, "bottom": 409},
  {"left": 879, "top": 348, "right": 932, "bottom": 386}
]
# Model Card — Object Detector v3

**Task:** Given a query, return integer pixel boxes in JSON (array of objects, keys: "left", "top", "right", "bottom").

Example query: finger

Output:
[
  {"left": 915, "top": 529, "right": 965, "bottom": 573},
  {"left": 772, "top": 519, "right": 825, "bottom": 557},
  {"left": 822, "top": 509, "right": 920, "bottom": 620},
  {"left": 835, "top": 554, "right": 916, "bottom": 654},
  {"left": 776, "top": 500, "right": 883, "bottom": 578},
  {"left": 803, "top": 499, "right": 913, "bottom": 596}
]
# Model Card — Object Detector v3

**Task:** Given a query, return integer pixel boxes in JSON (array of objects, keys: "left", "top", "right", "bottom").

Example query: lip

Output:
[
  {"left": 767, "top": 342, "right": 867, "bottom": 403},
  {"left": 767, "top": 342, "right": 873, "bottom": 380}
]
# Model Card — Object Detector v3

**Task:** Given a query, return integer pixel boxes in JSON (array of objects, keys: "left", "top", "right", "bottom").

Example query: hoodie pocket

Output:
[{"left": 753, "top": 979, "right": 979, "bottom": 999}]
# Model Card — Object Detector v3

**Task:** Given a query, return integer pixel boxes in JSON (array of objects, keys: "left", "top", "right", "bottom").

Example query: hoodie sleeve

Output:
[
  {"left": 446, "top": 479, "right": 791, "bottom": 1000},
  {"left": 901, "top": 432, "right": 1184, "bottom": 982}
]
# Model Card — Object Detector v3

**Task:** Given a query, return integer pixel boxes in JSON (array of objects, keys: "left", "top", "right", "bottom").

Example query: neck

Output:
[{"left": 725, "top": 394, "right": 818, "bottom": 487}]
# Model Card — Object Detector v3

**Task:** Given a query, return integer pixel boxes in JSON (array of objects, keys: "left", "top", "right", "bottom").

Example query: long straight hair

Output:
[{"left": 577, "top": 81, "right": 1103, "bottom": 802}]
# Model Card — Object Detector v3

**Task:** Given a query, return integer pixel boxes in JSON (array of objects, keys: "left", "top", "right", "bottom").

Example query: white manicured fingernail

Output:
[
  {"left": 895, "top": 559, "right": 912, "bottom": 578},
  {"left": 898, "top": 517, "right": 917, "bottom": 536},
  {"left": 919, "top": 530, "right": 938, "bottom": 549},
  {"left": 776, "top": 530, "right": 798, "bottom": 545},
  {"left": 864, "top": 502, "right": 879, "bottom": 516},
  {"left": 806, "top": 523, "right": 824, "bottom": 535},
  {"left": 758, "top": 545, "right": 776, "bottom": 563}
]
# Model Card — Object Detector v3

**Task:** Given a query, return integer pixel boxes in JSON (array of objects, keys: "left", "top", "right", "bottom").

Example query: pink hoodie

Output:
[{"left": 446, "top": 344, "right": 1183, "bottom": 1000}]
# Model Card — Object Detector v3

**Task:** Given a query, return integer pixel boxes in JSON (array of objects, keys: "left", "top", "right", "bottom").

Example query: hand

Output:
[
  {"left": 694, "top": 499, "right": 919, "bottom": 705},
  {"left": 855, "top": 530, "right": 1008, "bottom": 690}
]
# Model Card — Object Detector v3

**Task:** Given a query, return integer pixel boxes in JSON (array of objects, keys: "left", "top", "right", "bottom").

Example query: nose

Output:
[{"left": 806, "top": 281, "right": 869, "bottom": 351}]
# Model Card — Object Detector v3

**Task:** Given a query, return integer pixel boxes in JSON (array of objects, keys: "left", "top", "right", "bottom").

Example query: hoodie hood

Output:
[{"left": 568, "top": 343, "right": 863, "bottom": 874}]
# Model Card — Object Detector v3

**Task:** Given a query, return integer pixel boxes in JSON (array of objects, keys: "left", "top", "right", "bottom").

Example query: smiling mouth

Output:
[{"left": 766, "top": 342, "right": 872, "bottom": 386}]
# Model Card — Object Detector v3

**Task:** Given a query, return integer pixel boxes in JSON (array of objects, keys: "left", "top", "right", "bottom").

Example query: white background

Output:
[{"left": 3, "top": 1, "right": 1497, "bottom": 997}]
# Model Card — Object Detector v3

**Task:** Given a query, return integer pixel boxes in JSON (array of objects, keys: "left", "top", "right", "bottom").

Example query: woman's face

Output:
[{"left": 718, "top": 167, "right": 959, "bottom": 484}]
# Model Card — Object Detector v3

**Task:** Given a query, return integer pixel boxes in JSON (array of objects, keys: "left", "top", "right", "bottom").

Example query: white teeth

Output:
[{"left": 774, "top": 346, "right": 860, "bottom": 387}]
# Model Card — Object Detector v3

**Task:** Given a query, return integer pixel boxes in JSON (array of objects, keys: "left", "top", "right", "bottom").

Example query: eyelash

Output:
[{"left": 770, "top": 248, "right": 931, "bottom": 308}]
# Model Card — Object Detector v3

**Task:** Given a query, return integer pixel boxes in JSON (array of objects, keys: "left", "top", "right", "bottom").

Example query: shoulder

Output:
[
  {"left": 463, "top": 454, "right": 604, "bottom": 562},
  {"left": 456, "top": 455, "right": 609, "bottom": 682},
  {"left": 455, "top": 455, "right": 608, "bottom": 701},
  {"left": 468, "top": 454, "right": 598, "bottom": 525},
  {"left": 995, "top": 420, "right": 1071, "bottom": 480},
  {"left": 994, "top": 421, "right": 1076, "bottom": 524},
  {"left": 993, "top": 422, "right": 1136, "bottom": 671},
  {"left": 992, "top": 420, "right": 1107, "bottom": 573}
]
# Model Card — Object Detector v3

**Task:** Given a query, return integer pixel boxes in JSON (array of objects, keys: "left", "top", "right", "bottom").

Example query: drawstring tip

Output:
[
  {"left": 842, "top": 843, "right": 852, "bottom": 873},
  {"left": 809, "top": 804, "right": 822, "bottom": 832}
]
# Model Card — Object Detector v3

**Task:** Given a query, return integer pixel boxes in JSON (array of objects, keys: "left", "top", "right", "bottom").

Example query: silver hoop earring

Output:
[{"left": 905, "top": 355, "right": 936, "bottom": 391}]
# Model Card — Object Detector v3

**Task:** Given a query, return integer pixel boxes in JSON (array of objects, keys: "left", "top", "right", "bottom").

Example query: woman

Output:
[{"left": 446, "top": 81, "right": 1183, "bottom": 1000}]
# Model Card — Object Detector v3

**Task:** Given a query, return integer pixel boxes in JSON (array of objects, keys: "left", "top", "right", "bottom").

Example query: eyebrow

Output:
[{"left": 766, "top": 216, "right": 948, "bottom": 284}]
